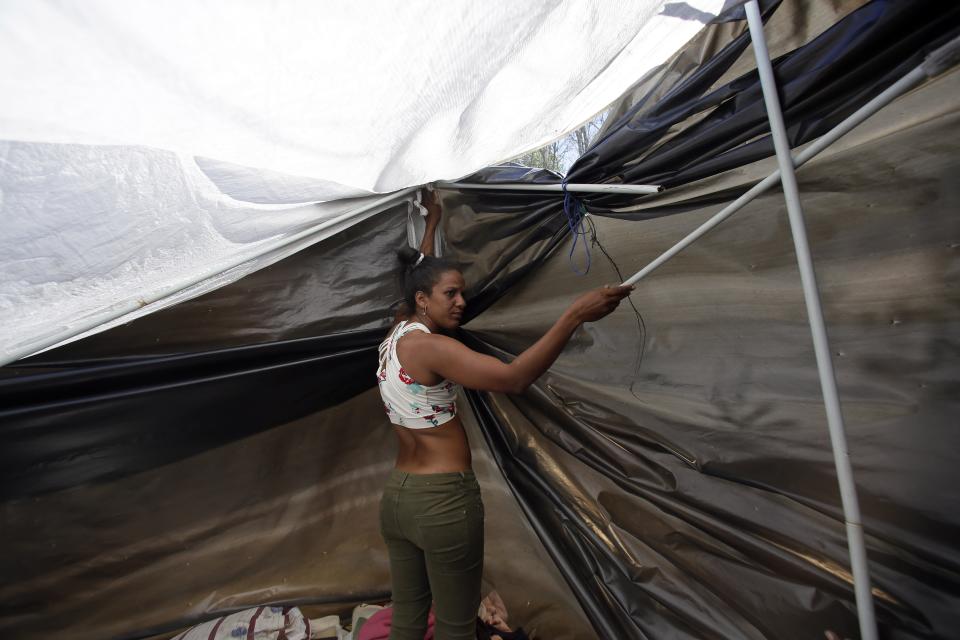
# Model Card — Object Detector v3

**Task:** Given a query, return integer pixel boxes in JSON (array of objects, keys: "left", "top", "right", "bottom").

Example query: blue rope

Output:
[{"left": 561, "top": 179, "right": 591, "bottom": 275}]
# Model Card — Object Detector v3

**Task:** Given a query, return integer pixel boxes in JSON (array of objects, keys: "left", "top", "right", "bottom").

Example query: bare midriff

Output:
[{"left": 392, "top": 415, "right": 472, "bottom": 473}]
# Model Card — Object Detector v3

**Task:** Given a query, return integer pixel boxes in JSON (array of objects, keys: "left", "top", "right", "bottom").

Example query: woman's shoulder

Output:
[
  {"left": 396, "top": 325, "right": 460, "bottom": 352},
  {"left": 397, "top": 324, "right": 440, "bottom": 344}
]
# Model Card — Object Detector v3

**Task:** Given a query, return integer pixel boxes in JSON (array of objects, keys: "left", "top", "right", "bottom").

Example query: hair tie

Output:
[{"left": 414, "top": 252, "right": 425, "bottom": 267}]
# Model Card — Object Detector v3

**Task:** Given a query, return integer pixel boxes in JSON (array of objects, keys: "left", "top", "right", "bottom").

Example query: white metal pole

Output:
[
  {"left": 3, "top": 187, "right": 418, "bottom": 367},
  {"left": 744, "top": 2, "right": 878, "bottom": 638},
  {"left": 621, "top": 61, "right": 929, "bottom": 286},
  {"left": 437, "top": 181, "right": 662, "bottom": 195}
]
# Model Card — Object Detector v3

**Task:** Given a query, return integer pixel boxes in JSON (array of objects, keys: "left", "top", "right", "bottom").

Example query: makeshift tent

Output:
[{"left": 2, "top": 1, "right": 959, "bottom": 638}]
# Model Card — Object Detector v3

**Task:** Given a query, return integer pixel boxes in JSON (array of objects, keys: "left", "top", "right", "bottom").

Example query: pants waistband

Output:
[{"left": 387, "top": 469, "right": 476, "bottom": 488}]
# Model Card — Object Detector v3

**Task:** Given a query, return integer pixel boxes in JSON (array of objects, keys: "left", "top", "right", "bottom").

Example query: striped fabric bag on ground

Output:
[{"left": 172, "top": 605, "right": 310, "bottom": 640}]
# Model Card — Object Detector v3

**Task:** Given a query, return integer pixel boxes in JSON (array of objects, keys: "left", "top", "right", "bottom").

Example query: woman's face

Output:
[{"left": 417, "top": 269, "right": 467, "bottom": 330}]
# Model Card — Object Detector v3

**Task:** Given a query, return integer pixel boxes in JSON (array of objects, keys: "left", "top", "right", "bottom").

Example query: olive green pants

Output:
[{"left": 379, "top": 469, "right": 484, "bottom": 640}]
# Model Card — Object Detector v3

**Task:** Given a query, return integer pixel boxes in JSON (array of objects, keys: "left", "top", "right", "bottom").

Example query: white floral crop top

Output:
[{"left": 376, "top": 321, "right": 459, "bottom": 428}]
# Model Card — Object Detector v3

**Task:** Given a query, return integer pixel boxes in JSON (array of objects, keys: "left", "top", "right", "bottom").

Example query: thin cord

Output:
[
  {"left": 562, "top": 179, "right": 592, "bottom": 275},
  {"left": 583, "top": 215, "right": 647, "bottom": 400}
]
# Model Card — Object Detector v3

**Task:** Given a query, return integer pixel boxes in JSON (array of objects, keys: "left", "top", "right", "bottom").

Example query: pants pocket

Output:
[
  {"left": 415, "top": 507, "right": 468, "bottom": 558},
  {"left": 416, "top": 503, "right": 484, "bottom": 573}
]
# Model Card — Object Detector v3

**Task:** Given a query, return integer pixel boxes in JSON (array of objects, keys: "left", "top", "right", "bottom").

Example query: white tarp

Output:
[{"left": 0, "top": 0, "right": 723, "bottom": 362}]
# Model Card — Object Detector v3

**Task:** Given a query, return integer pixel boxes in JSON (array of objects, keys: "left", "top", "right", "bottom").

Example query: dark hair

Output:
[{"left": 396, "top": 247, "right": 458, "bottom": 317}]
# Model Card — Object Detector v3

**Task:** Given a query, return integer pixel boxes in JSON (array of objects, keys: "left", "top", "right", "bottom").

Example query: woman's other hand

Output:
[
  {"left": 418, "top": 187, "right": 442, "bottom": 256},
  {"left": 567, "top": 284, "right": 633, "bottom": 323},
  {"left": 422, "top": 187, "right": 442, "bottom": 227}
]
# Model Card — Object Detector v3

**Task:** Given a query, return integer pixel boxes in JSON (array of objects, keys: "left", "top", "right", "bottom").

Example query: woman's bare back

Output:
[{"left": 392, "top": 416, "right": 472, "bottom": 473}]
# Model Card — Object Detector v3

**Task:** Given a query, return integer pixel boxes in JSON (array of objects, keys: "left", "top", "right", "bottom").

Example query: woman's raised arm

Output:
[
  {"left": 419, "top": 188, "right": 442, "bottom": 258},
  {"left": 417, "top": 284, "right": 633, "bottom": 394}
]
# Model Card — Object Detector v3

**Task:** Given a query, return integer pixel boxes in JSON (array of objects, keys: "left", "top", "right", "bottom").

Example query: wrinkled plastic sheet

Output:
[
  {"left": 0, "top": 387, "right": 594, "bottom": 640},
  {"left": 0, "top": 207, "right": 594, "bottom": 639},
  {"left": 0, "top": 0, "right": 724, "bottom": 362},
  {"left": 463, "top": 64, "right": 960, "bottom": 639},
  {"left": 0, "top": 142, "right": 413, "bottom": 361},
  {"left": 3, "top": 1, "right": 960, "bottom": 638},
  {"left": 576, "top": 0, "right": 960, "bottom": 213}
]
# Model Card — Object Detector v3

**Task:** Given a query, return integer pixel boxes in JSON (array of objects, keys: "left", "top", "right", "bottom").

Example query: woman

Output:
[{"left": 377, "top": 189, "right": 632, "bottom": 640}]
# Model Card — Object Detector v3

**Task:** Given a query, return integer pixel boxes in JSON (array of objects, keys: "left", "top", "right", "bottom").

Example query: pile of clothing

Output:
[
  {"left": 169, "top": 592, "right": 528, "bottom": 640},
  {"left": 353, "top": 592, "right": 528, "bottom": 640}
]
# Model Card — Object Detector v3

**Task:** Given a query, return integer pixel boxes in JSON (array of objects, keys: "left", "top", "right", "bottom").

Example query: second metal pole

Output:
[
  {"left": 437, "top": 181, "right": 661, "bottom": 195},
  {"left": 744, "top": 2, "right": 878, "bottom": 638}
]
